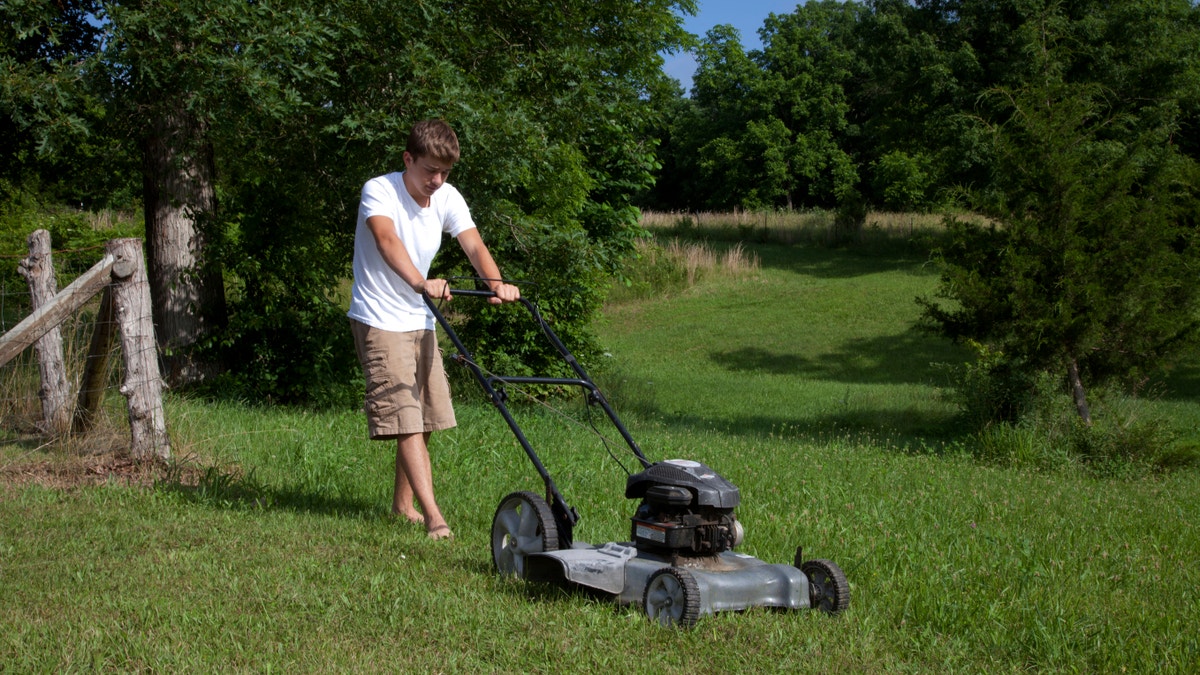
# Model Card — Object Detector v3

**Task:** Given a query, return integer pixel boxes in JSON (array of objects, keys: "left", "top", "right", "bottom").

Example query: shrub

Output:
[
  {"left": 954, "top": 352, "right": 1196, "bottom": 476},
  {"left": 947, "top": 340, "right": 1038, "bottom": 427}
]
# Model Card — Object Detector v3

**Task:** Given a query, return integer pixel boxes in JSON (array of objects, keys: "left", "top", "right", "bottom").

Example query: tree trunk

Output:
[
  {"left": 142, "top": 103, "right": 226, "bottom": 387},
  {"left": 1067, "top": 357, "right": 1093, "bottom": 426}
]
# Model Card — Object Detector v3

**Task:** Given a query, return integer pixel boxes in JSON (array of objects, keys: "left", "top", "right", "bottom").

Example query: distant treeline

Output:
[{"left": 641, "top": 0, "right": 1200, "bottom": 214}]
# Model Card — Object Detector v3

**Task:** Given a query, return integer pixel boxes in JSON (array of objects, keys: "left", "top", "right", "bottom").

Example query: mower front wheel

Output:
[
  {"left": 800, "top": 558, "right": 850, "bottom": 614},
  {"left": 491, "top": 491, "right": 559, "bottom": 578},
  {"left": 643, "top": 567, "right": 701, "bottom": 629}
]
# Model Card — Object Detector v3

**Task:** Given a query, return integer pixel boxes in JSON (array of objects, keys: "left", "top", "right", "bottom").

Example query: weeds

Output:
[
  {"left": 609, "top": 236, "right": 759, "bottom": 302},
  {"left": 1, "top": 289, "right": 124, "bottom": 449},
  {"left": 945, "top": 349, "right": 1199, "bottom": 475},
  {"left": 639, "top": 208, "right": 976, "bottom": 248}
]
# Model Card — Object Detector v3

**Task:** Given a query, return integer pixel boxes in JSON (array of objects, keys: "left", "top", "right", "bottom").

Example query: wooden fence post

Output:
[
  {"left": 73, "top": 286, "right": 116, "bottom": 433},
  {"left": 17, "top": 230, "right": 71, "bottom": 435},
  {"left": 1, "top": 235, "right": 171, "bottom": 460},
  {"left": 107, "top": 238, "right": 171, "bottom": 461}
]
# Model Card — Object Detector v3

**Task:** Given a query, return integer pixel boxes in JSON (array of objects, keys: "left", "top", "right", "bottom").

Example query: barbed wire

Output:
[
  {"left": 1, "top": 245, "right": 161, "bottom": 457},
  {"left": 0, "top": 243, "right": 111, "bottom": 260}
]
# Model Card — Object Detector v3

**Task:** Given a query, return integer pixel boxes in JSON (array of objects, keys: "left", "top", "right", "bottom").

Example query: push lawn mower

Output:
[{"left": 425, "top": 288, "right": 849, "bottom": 628}]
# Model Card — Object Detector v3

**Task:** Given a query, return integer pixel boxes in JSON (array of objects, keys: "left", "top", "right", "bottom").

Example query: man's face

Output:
[{"left": 403, "top": 152, "right": 453, "bottom": 201}]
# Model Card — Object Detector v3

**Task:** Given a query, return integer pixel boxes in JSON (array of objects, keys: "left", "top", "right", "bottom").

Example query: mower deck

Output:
[{"left": 525, "top": 542, "right": 813, "bottom": 613}]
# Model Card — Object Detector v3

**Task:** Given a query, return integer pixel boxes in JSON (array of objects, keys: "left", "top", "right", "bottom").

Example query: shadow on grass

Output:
[
  {"left": 155, "top": 463, "right": 382, "bottom": 519},
  {"left": 749, "top": 240, "right": 937, "bottom": 280},
  {"left": 488, "top": 573, "right": 630, "bottom": 619},
  {"left": 1156, "top": 363, "right": 1200, "bottom": 401},
  {"left": 709, "top": 330, "right": 967, "bottom": 386}
]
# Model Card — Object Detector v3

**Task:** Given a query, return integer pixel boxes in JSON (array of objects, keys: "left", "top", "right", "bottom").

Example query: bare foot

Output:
[
  {"left": 393, "top": 510, "right": 425, "bottom": 526},
  {"left": 427, "top": 524, "right": 454, "bottom": 540}
]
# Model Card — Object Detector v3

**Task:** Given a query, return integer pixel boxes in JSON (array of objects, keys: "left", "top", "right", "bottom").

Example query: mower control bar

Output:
[{"left": 424, "top": 287, "right": 652, "bottom": 546}]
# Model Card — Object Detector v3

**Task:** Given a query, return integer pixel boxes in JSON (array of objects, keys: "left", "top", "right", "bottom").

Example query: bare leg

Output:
[
  {"left": 396, "top": 432, "right": 452, "bottom": 539},
  {"left": 392, "top": 444, "right": 423, "bottom": 525}
]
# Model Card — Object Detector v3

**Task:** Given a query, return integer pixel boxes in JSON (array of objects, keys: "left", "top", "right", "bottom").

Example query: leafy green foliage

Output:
[
  {"left": 2, "top": 0, "right": 695, "bottom": 404},
  {"left": 0, "top": 0, "right": 102, "bottom": 152},
  {"left": 0, "top": 192, "right": 141, "bottom": 327},
  {"left": 871, "top": 150, "right": 937, "bottom": 212},
  {"left": 920, "top": 6, "right": 1200, "bottom": 425},
  {"left": 648, "top": 0, "right": 1200, "bottom": 217},
  {"left": 659, "top": 2, "right": 862, "bottom": 211},
  {"left": 0, "top": 0, "right": 139, "bottom": 208}
]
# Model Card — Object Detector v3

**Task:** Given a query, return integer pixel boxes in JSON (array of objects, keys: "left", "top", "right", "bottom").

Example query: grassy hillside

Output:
[{"left": 3, "top": 222, "right": 1199, "bottom": 672}]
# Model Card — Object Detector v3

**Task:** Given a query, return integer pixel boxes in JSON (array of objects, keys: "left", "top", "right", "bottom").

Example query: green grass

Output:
[
  {"left": 4, "top": 230, "right": 1200, "bottom": 672},
  {"left": 600, "top": 240, "right": 966, "bottom": 447}
]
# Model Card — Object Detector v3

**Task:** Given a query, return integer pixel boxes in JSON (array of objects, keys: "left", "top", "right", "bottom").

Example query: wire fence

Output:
[{"left": 1, "top": 243, "right": 147, "bottom": 461}]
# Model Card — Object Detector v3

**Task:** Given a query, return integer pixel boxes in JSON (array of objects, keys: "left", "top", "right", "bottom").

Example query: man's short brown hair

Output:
[{"left": 406, "top": 119, "right": 460, "bottom": 164}]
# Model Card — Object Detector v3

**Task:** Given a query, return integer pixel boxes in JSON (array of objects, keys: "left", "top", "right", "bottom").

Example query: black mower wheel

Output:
[
  {"left": 801, "top": 558, "right": 850, "bottom": 614},
  {"left": 491, "top": 491, "right": 559, "bottom": 578},
  {"left": 643, "top": 567, "right": 701, "bottom": 629}
]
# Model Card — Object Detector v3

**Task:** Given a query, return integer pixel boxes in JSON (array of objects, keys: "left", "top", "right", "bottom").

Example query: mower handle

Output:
[
  {"left": 423, "top": 287, "right": 654, "bottom": 546},
  {"left": 426, "top": 288, "right": 577, "bottom": 376}
]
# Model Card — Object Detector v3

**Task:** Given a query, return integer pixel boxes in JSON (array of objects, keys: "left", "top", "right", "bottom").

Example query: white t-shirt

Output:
[{"left": 347, "top": 172, "right": 476, "bottom": 332}]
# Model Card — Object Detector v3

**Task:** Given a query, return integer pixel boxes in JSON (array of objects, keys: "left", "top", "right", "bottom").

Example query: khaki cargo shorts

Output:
[{"left": 351, "top": 320, "right": 457, "bottom": 439}]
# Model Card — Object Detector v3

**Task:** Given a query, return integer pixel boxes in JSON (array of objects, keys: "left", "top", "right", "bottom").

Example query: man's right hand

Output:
[{"left": 421, "top": 278, "right": 452, "bottom": 300}]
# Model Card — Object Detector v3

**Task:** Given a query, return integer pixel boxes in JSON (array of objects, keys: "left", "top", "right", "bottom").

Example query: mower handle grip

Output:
[
  {"left": 425, "top": 286, "right": 534, "bottom": 310},
  {"left": 434, "top": 288, "right": 498, "bottom": 299}
]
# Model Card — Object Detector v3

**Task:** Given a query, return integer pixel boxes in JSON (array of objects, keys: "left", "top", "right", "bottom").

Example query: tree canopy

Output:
[
  {"left": 645, "top": 0, "right": 1200, "bottom": 214},
  {"left": 644, "top": 0, "right": 1200, "bottom": 425},
  {"left": 3, "top": 0, "right": 695, "bottom": 403},
  {"left": 6, "top": 0, "right": 1200, "bottom": 415}
]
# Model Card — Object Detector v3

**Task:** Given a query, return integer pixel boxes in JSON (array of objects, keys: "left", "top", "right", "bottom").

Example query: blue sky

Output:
[{"left": 663, "top": 1, "right": 804, "bottom": 93}]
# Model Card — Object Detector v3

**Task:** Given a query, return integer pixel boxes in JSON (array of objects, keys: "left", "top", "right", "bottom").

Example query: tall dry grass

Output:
[
  {"left": 608, "top": 237, "right": 760, "bottom": 303},
  {"left": 640, "top": 209, "right": 985, "bottom": 247},
  {"left": 661, "top": 238, "right": 759, "bottom": 286},
  {"left": 640, "top": 208, "right": 837, "bottom": 232},
  {"left": 0, "top": 290, "right": 128, "bottom": 457}
]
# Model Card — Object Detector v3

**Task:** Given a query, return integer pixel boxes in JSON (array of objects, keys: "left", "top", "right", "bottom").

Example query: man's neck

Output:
[{"left": 402, "top": 172, "right": 430, "bottom": 208}]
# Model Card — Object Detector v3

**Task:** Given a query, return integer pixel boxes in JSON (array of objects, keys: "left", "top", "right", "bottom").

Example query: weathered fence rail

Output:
[{"left": 0, "top": 230, "right": 170, "bottom": 460}]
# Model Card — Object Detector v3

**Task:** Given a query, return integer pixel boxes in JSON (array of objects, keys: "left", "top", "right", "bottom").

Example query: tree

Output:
[
  {"left": 649, "top": 0, "right": 1200, "bottom": 214},
  {"left": 659, "top": 2, "right": 861, "bottom": 212},
  {"left": 846, "top": 0, "right": 990, "bottom": 210},
  {"left": 97, "top": 1, "right": 358, "bottom": 386},
  {"left": 5, "top": 0, "right": 694, "bottom": 403},
  {"left": 663, "top": 24, "right": 768, "bottom": 210},
  {"left": 0, "top": 0, "right": 138, "bottom": 207},
  {"left": 919, "top": 6, "right": 1200, "bottom": 425},
  {"left": 755, "top": 0, "right": 861, "bottom": 208}
]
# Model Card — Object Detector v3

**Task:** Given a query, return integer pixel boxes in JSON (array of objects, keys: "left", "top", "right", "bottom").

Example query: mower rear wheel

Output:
[
  {"left": 801, "top": 558, "right": 850, "bottom": 614},
  {"left": 491, "top": 491, "right": 559, "bottom": 578},
  {"left": 643, "top": 567, "right": 701, "bottom": 629}
]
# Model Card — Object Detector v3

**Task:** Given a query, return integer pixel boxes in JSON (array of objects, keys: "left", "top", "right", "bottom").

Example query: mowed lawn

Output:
[{"left": 3, "top": 235, "right": 1199, "bottom": 673}]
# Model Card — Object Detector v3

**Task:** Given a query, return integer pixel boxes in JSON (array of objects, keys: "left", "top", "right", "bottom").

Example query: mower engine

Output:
[{"left": 626, "top": 459, "right": 745, "bottom": 558}]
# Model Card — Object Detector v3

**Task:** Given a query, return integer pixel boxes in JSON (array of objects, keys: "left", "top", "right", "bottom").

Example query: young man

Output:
[{"left": 348, "top": 119, "right": 520, "bottom": 540}]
